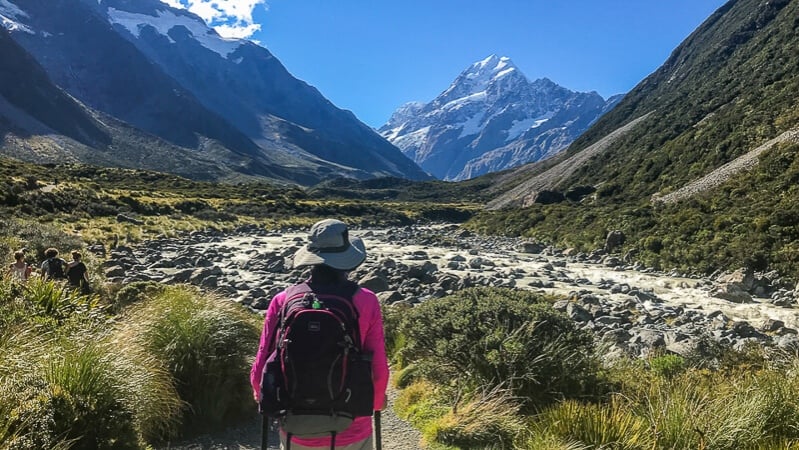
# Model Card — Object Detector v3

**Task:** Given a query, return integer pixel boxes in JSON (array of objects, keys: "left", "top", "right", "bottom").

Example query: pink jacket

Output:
[{"left": 250, "top": 286, "right": 389, "bottom": 447}]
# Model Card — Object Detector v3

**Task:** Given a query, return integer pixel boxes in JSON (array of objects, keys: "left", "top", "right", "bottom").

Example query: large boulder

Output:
[{"left": 604, "top": 230, "right": 625, "bottom": 253}]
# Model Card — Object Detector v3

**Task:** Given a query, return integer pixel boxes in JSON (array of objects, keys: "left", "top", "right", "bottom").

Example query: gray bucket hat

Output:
[{"left": 293, "top": 219, "right": 366, "bottom": 271}]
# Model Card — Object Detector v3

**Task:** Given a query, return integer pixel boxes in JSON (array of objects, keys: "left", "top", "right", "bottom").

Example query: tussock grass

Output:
[
  {"left": 530, "top": 397, "right": 652, "bottom": 450},
  {"left": 425, "top": 386, "right": 523, "bottom": 450},
  {"left": 0, "top": 326, "right": 181, "bottom": 449},
  {"left": 117, "top": 285, "right": 260, "bottom": 433},
  {"left": 23, "top": 277, "right": 102, "bottom": 320}
]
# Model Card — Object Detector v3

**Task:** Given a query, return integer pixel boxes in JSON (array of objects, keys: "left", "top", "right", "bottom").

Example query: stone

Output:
[
  {"left": 359, "top": 272, "right": 390, "bottom": 293},
  {"left": 604, "top": 230, "right": 625, "bottom": 253},
  {"left": 712, "top": 283, "right": 753, "bottom": 303}
]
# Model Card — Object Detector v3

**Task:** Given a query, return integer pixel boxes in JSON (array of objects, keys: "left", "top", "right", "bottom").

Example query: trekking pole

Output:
[
  {"left": 261, "top": 414, "right": 270, "bottom": 450},
  {"left": 374, "top": 410, "right": 382, "bottom": 450}
]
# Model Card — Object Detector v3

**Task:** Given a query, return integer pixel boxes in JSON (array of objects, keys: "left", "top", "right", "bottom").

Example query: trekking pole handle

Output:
[{"left": 374, "top": 410, "right": 382, "bottom": 450}]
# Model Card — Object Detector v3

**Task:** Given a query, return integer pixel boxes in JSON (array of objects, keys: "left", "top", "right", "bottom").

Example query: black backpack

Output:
[
  {"left": 260, "top": 281, "right": 374, "bottom": 446},
  {"left": 45, "top": 258, "right": 66, "bottom": 279}
]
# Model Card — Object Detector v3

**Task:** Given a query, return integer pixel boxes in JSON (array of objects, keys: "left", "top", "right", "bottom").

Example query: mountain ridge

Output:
[
  {"left": 0, "top": 0, "right": 429, "bottom": 184},
  {"left": 380, "top": 54, "right": 621, "bottom": 181}
]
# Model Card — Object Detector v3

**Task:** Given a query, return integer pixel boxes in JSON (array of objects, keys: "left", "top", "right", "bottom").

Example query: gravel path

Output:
[{"left": 158, "top": 378, "right": 423, "bottom": 450}]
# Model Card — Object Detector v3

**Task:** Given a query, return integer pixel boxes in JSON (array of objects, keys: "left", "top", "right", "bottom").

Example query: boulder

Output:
[
  {"left": 359, "top": 272, "right": 390, "bottom": 293},
  {"left": 712, "top": 283, "right": 753, "bottom": 303},
  {"left": 518, "top": 242, "right": 545, "bottom": 254},
  {"left": 604, "top": 230, "right": 625, "bottom": 253}
]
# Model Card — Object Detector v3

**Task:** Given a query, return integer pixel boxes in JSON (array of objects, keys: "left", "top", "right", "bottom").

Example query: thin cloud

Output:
[{"left": 162, "top": 0, "right": 268, "bottom": 39}]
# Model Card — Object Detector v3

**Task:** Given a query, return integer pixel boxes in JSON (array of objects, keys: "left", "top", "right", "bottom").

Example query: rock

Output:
[
  {"left": 630, "top": 330, "right": 666, "bottom": 350},
  {"left": 717, "top": 268, "right": 756, "bottom": 292},
  {"left": 518, "top": 242, "right": 545, "bottom": 254},
  {"left": 712, "top": 283, "right": 753, "bottom": 303},
  {"left": 665, "top": 339, "right": 699, "bottom": 357},
  {"left": 468, "top": 257, "right": 485, "bottom": 269},
  {"left": 604, "top": 230, "right": 625, "bottom": 253},
  {"left": 731, "top": 321, "right": 764, "bottom": 339},
  {"left": 116, "top": 213, "right": 143, "bottom": 225},
  {"left": 359, "top": 272, "right": 390, "bottom": 293},
  {"left": 87, "top": 244, "right": 106, "bottom": 257},
  {"left": 189, "top": 266, "right": 224, "bottom": 285},
  {"left": 566, "top": 303, "right": 593, "bottom": 322},
  {"left": 761, "top": 319, "right": 785, "bottom": 333},
  {"left": 377, "top": 291, "right": 404, "bottom": 304},
  {"left": 104, "top": 265, "right": 126, "bottom": 278}
]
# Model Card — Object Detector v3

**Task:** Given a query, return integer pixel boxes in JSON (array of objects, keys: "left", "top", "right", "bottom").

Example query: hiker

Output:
[
  {"left": 65, "top": 251, "right": 90, "bottom": 293},
  {"left": 40, "top": 248, "right": 67, "bottom": 281},
  {"left": 8, "top": 250, "right": 32, "bottom": 281},
  {"left": 251, "top": 219, "right": 389, "bottom": 450}
]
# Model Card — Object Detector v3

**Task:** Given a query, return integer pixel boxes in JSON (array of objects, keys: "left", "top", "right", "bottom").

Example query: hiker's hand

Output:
[{"left": 253, "top": 389, "right": 261, "bottom": 403}]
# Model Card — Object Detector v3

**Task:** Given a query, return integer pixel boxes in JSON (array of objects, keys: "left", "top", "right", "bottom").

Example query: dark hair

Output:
[
  {"left": 71, "top": 251, "right": 82, "bottom": 261},
  {"left": 14, "top": 251, "right": 24, "bottom": 261},
  {"left": 309, "top": 264, "right": 347, "bottom": 284},
  {"left": 44, "top": 248, "right": 59, "bottom": 258}
]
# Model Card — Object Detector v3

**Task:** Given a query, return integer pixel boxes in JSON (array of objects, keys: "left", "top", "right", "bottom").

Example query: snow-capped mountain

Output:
[
  {"left": 379, "top": 55, "right": 623, "bottom": 180},
  {"left": 0, "top": 0, "right": 429, "bottom": 184}
]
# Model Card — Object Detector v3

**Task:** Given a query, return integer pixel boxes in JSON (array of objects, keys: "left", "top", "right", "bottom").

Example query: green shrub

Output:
[
  {"left": 119, "top": 286, "right": 259, "bottom": 434},
  {"left": 393, "top": 363, "right": 419, "bottom": 389},
  {"left": 112, "top": 281, "right": 164, "bottom": 313},
  {"left": 649, "top": 354, "right": 687, "bottom": 379},
  {"left": 395, "top": 287, "right": 599, "bottom": 408}
]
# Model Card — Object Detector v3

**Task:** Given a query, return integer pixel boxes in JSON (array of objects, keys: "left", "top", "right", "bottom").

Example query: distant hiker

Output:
[
  {"left": 40, "top": 248, "right": 67, "bottom": 280},
  {"left": 65, "top": 251, "right": 90, "bottom": 293},
  {"left": 251, "top": 219, "right": 389, "bottom": 450},
  {"left": 8, "top": 250, "right": 32, "bottom": 282}
]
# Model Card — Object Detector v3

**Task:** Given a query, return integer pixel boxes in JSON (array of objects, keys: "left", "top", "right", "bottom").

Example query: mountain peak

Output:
[
  {"left": 464, "top": 54, "right": 519, "bottom": 83},
  {"left": 381, "top": 54, "right": 619, "bottom": 181},
  {"left": 435, "top": 55, "right": 524, "bottom": 107}
]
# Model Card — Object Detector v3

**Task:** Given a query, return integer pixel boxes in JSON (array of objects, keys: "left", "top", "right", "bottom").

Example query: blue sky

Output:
[{"left": 166, "top": 0, "right": 728, "bottom": 128}]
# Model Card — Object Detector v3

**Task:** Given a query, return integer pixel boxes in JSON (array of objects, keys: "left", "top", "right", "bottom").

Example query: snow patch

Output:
[
  {"left": 394, "top": 126, "right": 431, "bottom": 150},
  {"left": 458, "top": 112, "right": 485, "bottom": 138},
  {"left": 0, "top": 0, "right": 33, "bottom": 34},
  {"left": 0, "top": 0, "right": 26, "bottom": 18},
  {"left": 493, "top": 67, "right": 515, "bottom": 80},
  {"left": 505, "top": 113, "right": 553, "bottom": 142},
  {"left": 382, "top": 126, "right": 404, "bottom": 141},
  {"left": 442, "top": 91, "right": 487, "bottom": 111},
  {"left": 108, "top": 7, "right": 242, "bottom": 58}
]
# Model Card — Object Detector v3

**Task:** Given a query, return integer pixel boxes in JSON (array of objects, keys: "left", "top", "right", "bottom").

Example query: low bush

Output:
[
  {"left": 23, "top": 277, "right": 103, "bottom": 321},
  {"left": 394, "top": 287, "right": 600, "bottom": 408},
  {"left": 649, "top": 354, "right": 687, "bottom": 379}
]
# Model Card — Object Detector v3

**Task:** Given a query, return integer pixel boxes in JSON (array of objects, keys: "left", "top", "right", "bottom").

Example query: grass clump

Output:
[
  {"left": 425, "top": 387, "right": 523, "bottom": 450},
  {"left": 117, "top": 285, "right": 260, "bottom": 433},
  {"left": 528, "top": 397, "right": 652, "bottom": 450},
  {"left": 0, "top": 328, "right": 181, "bottom": 449}
]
